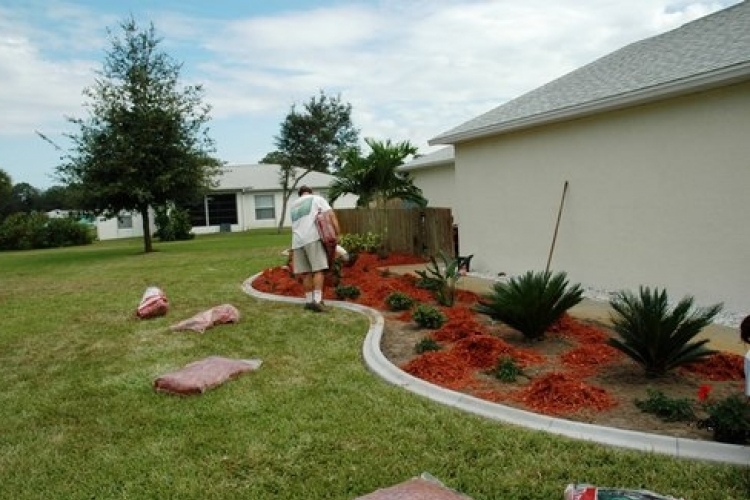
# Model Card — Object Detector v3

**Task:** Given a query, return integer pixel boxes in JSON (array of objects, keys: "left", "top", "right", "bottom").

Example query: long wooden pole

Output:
[{"left": 545, "top": 180, "right": 569, "bottom": 273}]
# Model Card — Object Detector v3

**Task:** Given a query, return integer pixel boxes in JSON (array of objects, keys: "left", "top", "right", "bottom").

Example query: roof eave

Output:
[{"left": 429, "top": 63, "right": 750, "bottom": 146}]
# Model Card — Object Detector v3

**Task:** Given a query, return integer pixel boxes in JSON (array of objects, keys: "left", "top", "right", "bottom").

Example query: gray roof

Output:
[
  {"left": 399, "top": 146, "right": 454, "bottom": 172},
  {"left": 431, "top": 1, "right": 750, "bottom": 145},
  {"left": 215, "top": 163, "right": 338, "bottom": 191}
]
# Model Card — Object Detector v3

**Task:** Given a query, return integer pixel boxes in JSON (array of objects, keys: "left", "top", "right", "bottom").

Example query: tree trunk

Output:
[
  {"left": 277, "top": 187, "right": 291, "bottom": 233},
  {"left": 140, "top": 205, "right": 153, "bottom": 253}
]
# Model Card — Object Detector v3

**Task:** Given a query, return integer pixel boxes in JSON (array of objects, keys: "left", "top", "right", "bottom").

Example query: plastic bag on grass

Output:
[
  {"left": 169, "top": 304, "right": 240, "bottom": 333},
  {"left": 564, "top": 483, "right": 684, "bottom": 500},
  {"left": 136, "top": 286, "right": 169, "bottom": 319}
]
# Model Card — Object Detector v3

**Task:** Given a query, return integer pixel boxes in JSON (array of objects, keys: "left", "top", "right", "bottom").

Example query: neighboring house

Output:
[
  {"left": 399, "top": 146, "right": 457, "bottom": 223},
  {"left": 189, "top": 163, "right": 358, "bottom": 235},
  {"left": 429, "top": 2, "right": 750, "bottom": 312},
  {"left": 94, "top": 163, "right": 358, "bottom": 240}
]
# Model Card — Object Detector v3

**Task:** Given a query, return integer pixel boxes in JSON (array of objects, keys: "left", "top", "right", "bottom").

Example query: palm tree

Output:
[
  {"left": 329, "top": 138, "right": 427, "bottom": 254},
  {"left": 329, "top": 138, "right": 427, "bottom": 208}
]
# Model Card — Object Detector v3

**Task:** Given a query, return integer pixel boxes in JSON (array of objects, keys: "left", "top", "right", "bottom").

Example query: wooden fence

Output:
[{"left": 335, "top": 207, "right": 454, "bottom": 257}]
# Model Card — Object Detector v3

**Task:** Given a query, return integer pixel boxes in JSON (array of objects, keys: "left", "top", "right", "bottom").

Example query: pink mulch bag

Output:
[
  {"left": 136, "top": 286, "right": 169, "bottom": 319},
  {"left": 169, "top": 304, "right": 240, "bottom": 333},
  {"left": 153, "top": 356, "right": 262, "bottom": 395},
  {"left": 315, "top": 209, "right": 338, "bottom": 266}
]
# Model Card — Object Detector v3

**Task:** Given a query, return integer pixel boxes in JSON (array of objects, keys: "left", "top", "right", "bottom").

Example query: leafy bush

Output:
[
  {"left": 414, "top": 251, "right": 463, "bottom": 306},
  {"left": 697, "top": 386, "right": 750, "bottom": 444},
  {"left": 414, "top": 337, "right": 441, "bottom": 354},
  {"left": 475, "top": 270, "right": 583, "bottom": 341},
  {"left": 338, "top": 232, "right": 382, "bottom": 254},
  {"left": 0, "top": 212, "right": 93, "bottom": 251},
  {"left": 154, "top": 204, "right": 194, "bottom": 241},
  {"left": 385, "top": 291, "right": 415, "bottom": 311},
  {"left": 493, "top": 356, "right": 522, "bottom": 382},
  {"left": 334, "top": 284, "right": 361, "bottom": 300},
  {"left": 634, "top": 389, "right": 696, "bottom": 422},
  {"left": 607, "top": 287, "right": 721, "bottom": 378},
  {"left": 412, "top": 304, "right": 447, "bottom": 329}
]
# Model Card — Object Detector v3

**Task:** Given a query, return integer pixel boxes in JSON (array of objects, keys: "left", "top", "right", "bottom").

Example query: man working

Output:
[{"left": 289, "top": 185, "right": 340, "bottom": 312}]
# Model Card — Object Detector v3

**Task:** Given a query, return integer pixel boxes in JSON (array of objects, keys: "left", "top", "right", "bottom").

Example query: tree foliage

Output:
[
  {"left": 268, "top": 91, "right": 359, "bottom": 231},
  {"left": 54, "top": 17, "right": 222, "bottom": 252},
  {"left": 328, "top": 138, "right": 426, "bottom": 208}
]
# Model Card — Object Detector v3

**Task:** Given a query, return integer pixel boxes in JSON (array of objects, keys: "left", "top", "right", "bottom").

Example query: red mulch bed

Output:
[{"left": 252, "top": 252, "right": 745, "bottom": 418}]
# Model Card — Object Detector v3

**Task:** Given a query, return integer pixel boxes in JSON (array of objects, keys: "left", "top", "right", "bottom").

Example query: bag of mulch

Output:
[
  {"left": 153, "top": 356, "right": 262, "bottom": 395},
  {"left": 169, "top": 304, "right": 240, "bottom": 333},
  {"left": 564, "top": 483, "right": 684, "bottom": 500},
  {"left": 136, "top": 286, "right": 169, "bottom": 319}
]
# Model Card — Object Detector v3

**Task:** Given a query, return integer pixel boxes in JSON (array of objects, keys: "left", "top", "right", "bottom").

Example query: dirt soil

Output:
[
  {"left": 380, "top": 310, "right": 742, "bottom": 442},
  {"left": 251, "top": 253, "right": 744, "bottom": 443}
]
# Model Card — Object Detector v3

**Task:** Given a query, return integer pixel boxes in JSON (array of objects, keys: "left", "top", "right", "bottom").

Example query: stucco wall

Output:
[
  {"left": 410, "top": 164, "right": 458, "bottom": 224},
  {"left": 454, "top": 81, "right": 750, "bottom": 312}
]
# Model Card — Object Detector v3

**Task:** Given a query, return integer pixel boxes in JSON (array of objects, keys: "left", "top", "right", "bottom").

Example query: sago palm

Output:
[
  {"left": 607, "top": 287, "right": 722, "bottom": 378},
  {"left": 475, "top": 270, "right": 583, "bottom": 341}
]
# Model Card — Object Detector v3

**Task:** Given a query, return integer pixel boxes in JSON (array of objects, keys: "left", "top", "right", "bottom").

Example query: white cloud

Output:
[{"left": 0, "top": 0, "right": 741, "bottom": 187}]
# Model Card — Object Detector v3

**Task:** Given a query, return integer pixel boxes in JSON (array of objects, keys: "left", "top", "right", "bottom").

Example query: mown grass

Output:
[{"left": 0, "top": 230, "right": 747, "bottom": 499}]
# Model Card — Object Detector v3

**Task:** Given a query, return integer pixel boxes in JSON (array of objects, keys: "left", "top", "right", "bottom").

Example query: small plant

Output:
[
  {"left": 338, "top": 232, "right": 382, "bottom": 254},
  {"left": 385, "top": 291, "right": 415, "bottom": 311},
  {"left": 493, "top": 356, "right": 522, "bottom": 382},
  {"left": 607, "top": 287, "right": 722, "bottom": 378},
  {"left": 474, "top": 270, "right": 583, "bottom": 341},
  {"left": 412, "top": 304, "right": 447, "bottom": 329},
  {"left": 634, "top": 389, "right": 696, "bottom": 422},
  {"left": 334, "top": 284, "right": 361, "bottom": 300},
  {"left": 696, "top": 385, "right": 750, "bottom": 444},
  {"left": 414, "top": 251, "right": 463, "bottom": 306},
  {"left": 415, "top": 337, "right": 441, "bottom": 354}
]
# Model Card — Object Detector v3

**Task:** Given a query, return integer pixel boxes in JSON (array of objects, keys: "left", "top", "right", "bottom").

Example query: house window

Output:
[
  {"left": 117, "top": 214, "right": 133, "bottom": 229},
  {"left": 255, "top": 194, "right": 275, "bottom": 220},
  {"left": 187, "top": 193, "right": 238, "bottom": 226}
]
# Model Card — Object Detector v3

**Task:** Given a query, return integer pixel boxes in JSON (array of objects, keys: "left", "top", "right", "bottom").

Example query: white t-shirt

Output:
[
  {"left": 745, "top": 349, "right": 750, "bottom": 397},
  {"left": 290, "top": 193, "right": 332, "bottom": 249}
]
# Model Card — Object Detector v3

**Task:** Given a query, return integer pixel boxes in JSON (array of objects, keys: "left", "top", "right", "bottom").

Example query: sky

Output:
[{"left": 0, "top": 0, "right": 742, "bottom": 190}]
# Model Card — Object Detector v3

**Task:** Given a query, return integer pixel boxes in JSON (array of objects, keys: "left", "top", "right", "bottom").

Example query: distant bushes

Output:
[{"left": 0, "top": 212, "right": 94, "bottom": 251}]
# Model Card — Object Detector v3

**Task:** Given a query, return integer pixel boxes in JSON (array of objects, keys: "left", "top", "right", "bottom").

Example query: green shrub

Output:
[
  {"left": 493, "top": 356, "right": 522, "bottom": 382},
  {"left": 412, "top": 304, "right": 447, "bottom": 329},
  {"left": 334, "top": 284, "right": 361, "bottom": 300},
  {"left": 697, "top": 392, "right": 750, "bottom": 444},
  {"left": 607, "top": 287, "right": 721, "bottom": 378},
  {"left": 634, "top": 389, "right": 696, "bottom": 422},
  {"left": 385, "top": 291, "right": 415, "bottom": 311},
  {"left": 154, "top": 204, "right": 194, "bottom": 242},
  {"left": 0, "top": 212, "right": 93, "bottom": 251},
  {"left": 475, "top": 270, "right": 583, "bottom": 341},
  {"left": 414, "top": 251, "right": 462, "bottom": 306},
  {"left": 338, "top": 232, "right": 382, "bottom": 254},
  {"left": 414, "top": 337, "right": 441, "bottom": 354}
]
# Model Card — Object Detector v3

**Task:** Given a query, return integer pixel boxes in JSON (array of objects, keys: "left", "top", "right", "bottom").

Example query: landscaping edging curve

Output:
[{"left": 242, "top": 273, "right": 748, "bottom": 466}]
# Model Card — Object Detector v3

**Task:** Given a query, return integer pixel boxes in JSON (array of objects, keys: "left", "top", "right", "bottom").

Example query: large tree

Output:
[
  {"left": 267, "top": 90, "right": 359, "bottom": 231},
  {"left": 0, "top": 169, "right": 11, "bottom": 220},
  {"left": 55, "top": 18, "right": 222, "bottom": 252}
]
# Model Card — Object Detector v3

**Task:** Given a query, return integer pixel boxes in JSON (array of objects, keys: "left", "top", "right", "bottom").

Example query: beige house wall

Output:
[
  {"left": 411, "top": 164, "right": 457, "bottom": 224},
  {"left": 455, "top": 81, "right": 750, "bottom": 312}
]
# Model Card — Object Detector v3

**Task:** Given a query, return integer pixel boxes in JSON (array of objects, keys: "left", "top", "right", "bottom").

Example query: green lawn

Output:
[{"left": 0, "top": 231, "right": 746, "bottom": 499}]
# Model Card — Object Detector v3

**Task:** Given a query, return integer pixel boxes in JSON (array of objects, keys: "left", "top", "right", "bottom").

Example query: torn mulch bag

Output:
[
  {"left": 170, "top": 304, "right": 240, "bottom": 333},
  {"left": 136, "top": 286, "right": 169, "bottom": 319}
]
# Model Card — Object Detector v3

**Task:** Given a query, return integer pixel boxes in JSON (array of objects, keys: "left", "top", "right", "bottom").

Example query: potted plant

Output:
[{"left": 696, "top": 385, "right": 750, "bottom": 444}]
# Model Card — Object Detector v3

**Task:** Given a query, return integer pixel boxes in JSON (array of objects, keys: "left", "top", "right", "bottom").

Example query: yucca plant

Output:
[
  {"left": 475, "top": 270, "right": 583, "bottom": 341},
  {"left": 607, "top": 287, "right": 722, "bottom": 378},
  {"left": 414, "top": 251, "right": 462, "bottom": 306}
]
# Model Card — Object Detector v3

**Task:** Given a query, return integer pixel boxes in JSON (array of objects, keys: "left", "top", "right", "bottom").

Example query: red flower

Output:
[{"left": 697, "top": 384, "right": 713, "bottom": 402}]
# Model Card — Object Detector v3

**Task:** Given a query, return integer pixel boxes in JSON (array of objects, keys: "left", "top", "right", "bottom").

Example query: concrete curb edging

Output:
[{"left": 242, "top": 274, "right": 748, "bottom": 466}]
